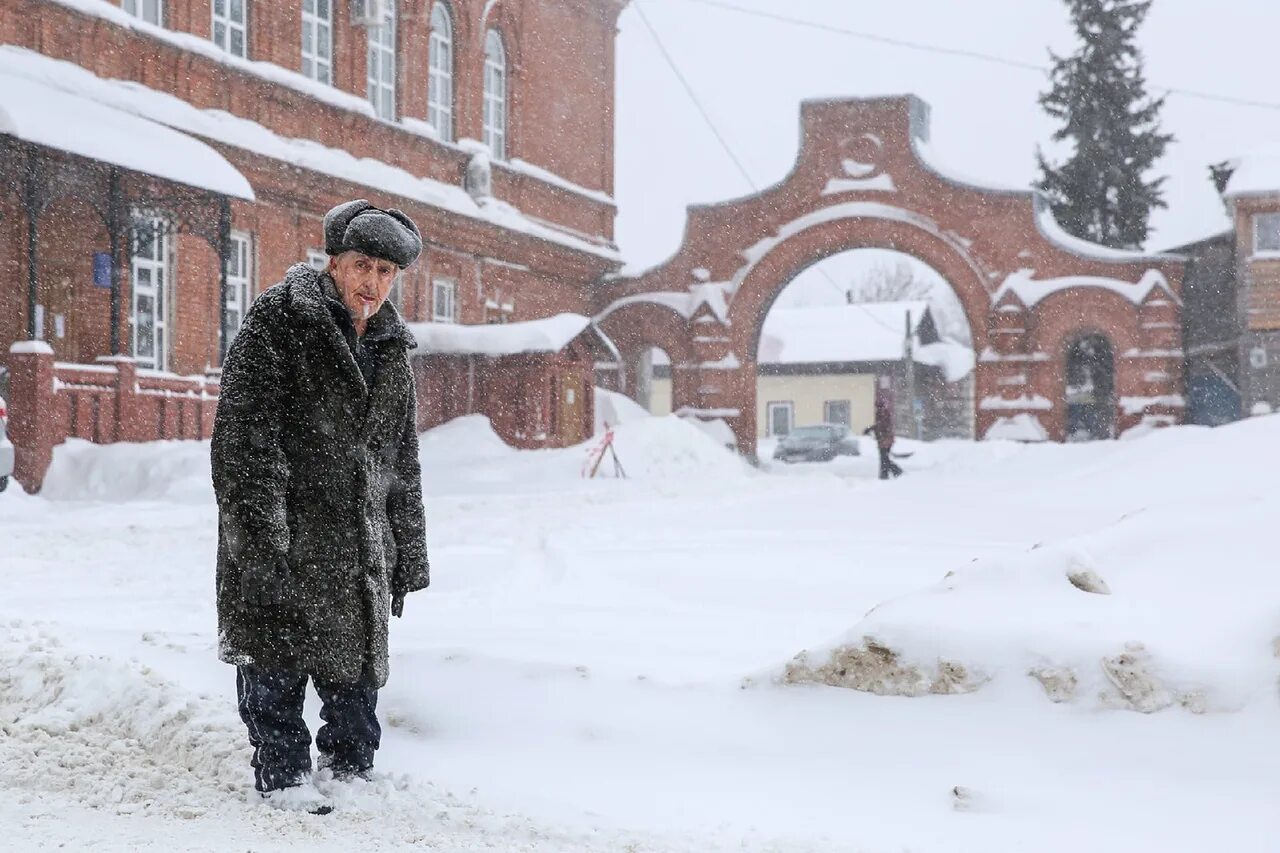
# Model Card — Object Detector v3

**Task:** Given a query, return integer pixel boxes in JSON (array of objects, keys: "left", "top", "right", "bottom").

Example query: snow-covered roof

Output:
[
  {"left": 916, "top": 341, "right": 977, "bottom": 383},
  {"left": 1223, "top": 145, "right": 1280, "bottom": 198},
  {"left": 0, "top": 47, "right": 618, "bottom": 262},
  {"left": 409, "top": 314, "right": 612, "bottom": 358},
  {"left": 0, "top": 50, "right": 253, "bottom": 200},
  {"left": 758, "top": 302, "right": 974, "bottom": 378},
  {"left": 994, "top": 268, "right": 1179, "bottom": 309}
]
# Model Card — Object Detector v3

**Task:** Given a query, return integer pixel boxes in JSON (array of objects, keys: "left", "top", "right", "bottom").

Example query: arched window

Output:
[
  {"left": 427, "top": 3, "right": 454, "bottom": 141},
  {"left": 482, "top": 29, "right": 507, "bottom": 160},
  {"left": 367, "top": 1, "right": 397, "bottom": 120}
]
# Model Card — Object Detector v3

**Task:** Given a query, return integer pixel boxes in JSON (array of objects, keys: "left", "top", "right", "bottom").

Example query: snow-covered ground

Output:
[{"left": 3, "top": 400, "right": 1279, "bottom": 851}]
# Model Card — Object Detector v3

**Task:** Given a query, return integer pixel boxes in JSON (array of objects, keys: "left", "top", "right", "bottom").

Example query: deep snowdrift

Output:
[
  {"left": 37, "top": 400, "right": 746, "bottom": 503},
  {"left": 784, "top": 417, "right": 1280, "bottom": 713}
]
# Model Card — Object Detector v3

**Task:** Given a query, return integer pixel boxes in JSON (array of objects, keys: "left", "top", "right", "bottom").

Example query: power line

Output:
[
  {"left": 632, "top": 1, "right": 755, "bottom": 189},
  {"left": 633, "top": 0, "right": 905, "bottom": 336},
  {"left": 673, "top": 0, "right": 1280, "bottom": 113}
]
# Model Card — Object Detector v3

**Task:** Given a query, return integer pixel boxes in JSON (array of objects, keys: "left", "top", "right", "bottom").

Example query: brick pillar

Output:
[
  {"left": 98, "top": 356, "right": 140, "bottom": 443},
  {"left": 5, "top": 342, "right": 57, "bottom": 493}
]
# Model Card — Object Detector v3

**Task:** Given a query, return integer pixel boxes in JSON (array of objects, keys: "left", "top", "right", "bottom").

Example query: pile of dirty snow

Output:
[{"left": 782, "top": 417, "right": 1280, "bottom": 713}]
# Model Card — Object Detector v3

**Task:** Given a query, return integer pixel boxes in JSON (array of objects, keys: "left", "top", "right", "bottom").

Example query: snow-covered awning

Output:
[
  {"left": 0, "top": 53, "right": 254, "bottom": 201},
  {"left": 409, "top": 314, "right": 618, "bottom": 359}
]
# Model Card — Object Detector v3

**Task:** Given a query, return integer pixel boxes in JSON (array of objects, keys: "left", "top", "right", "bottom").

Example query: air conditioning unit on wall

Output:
[{"left": 351, "top": 0, "right": 391, "bottom": 26}]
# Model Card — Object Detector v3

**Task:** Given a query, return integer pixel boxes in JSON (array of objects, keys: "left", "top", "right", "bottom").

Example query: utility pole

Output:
[{"left": 905, "top": 309, "right": 920, "bottom": 440}]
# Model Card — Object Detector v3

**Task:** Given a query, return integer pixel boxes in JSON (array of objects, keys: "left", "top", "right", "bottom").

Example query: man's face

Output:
[{"left": 329, "top": 251, "right": 399, "bottom": 322}]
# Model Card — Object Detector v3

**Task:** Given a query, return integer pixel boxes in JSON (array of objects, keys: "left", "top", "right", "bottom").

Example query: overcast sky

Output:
[{"left": 612, "top": 0, "right": 1280, "bottom": 285}]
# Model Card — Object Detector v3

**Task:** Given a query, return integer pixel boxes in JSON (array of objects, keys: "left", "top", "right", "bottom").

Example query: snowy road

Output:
[{"left": 2, "top": 414, "right": 1279, "bottom": 851}]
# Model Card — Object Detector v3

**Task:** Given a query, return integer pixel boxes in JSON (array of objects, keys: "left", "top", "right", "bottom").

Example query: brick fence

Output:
[{"left": 4, "top": 345, "right": 219, "bottom": 492}]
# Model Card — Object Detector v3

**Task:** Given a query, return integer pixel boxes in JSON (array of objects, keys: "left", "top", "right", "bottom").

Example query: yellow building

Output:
[{"left": 645, "top": 302, "right": 975, "bottom": 439}]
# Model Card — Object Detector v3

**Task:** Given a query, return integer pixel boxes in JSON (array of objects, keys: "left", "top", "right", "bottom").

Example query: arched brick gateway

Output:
[{"left": 595, "top": 95, "right": 1187, "bottom": 453}]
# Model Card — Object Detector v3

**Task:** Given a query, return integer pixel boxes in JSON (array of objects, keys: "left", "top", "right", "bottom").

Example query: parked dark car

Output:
[{"left": 772, "top": 424, "right": 860, "bottom": 463}]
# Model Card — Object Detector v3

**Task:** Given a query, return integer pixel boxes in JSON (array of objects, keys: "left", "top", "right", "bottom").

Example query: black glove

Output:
[
  {"left": 391, "top": 590, "right": 406, "bottom": 619},
  {"left": 240, "top": 552, "right": 290, "bottom": 608}
]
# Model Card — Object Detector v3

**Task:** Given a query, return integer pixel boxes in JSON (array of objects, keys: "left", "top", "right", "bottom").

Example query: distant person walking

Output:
[
  {"left": 873, "top": 377, "right": 903, "bottom": 481},
  {"left": 211, "top": 200, "right": 429, "bottom": 812}
]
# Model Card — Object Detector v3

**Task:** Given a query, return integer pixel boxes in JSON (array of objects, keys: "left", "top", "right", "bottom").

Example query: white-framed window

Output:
[
  {"left": 367, "top": 2, "right": 397, "bottom": 120},
  {"left": 482, "top": 29, "right": 507, "bottom": 159},
  {"left": 131, "top": 212, "right": 173, "bottom": 371},
  {"left": 301, "top": 0, "right": 333, "bottom": 85},
  {"left": 824, "top": 399, "right": 851, "bottom": 426},
  {"left": 766, "top": 401, "right": 794, "bottom": 437},
  {"left": 427, "top": 2, "right": 455, "bottom": 142},
  {"left": 212, "top": 0, "right": 248, "bottom": 58},
  {"left": 122, "top": 0, "right": 163, "bottom": 25},
  {"left": 307, "top": 248, "right": 329, "bottom": 271},
  {"left": 224, "top": 231, "right": 254, "bottom": 346},
  {"left": 1254, "top": 212, "right": 1280, "bottom": 256},
  {"left": 432, "top": 279, "right": 457, "bottom": 323}
]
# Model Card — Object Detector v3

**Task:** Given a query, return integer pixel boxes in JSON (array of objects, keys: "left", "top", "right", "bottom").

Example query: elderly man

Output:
[{"left": 211, "top": 200, "right": 429, "bottom": 811}]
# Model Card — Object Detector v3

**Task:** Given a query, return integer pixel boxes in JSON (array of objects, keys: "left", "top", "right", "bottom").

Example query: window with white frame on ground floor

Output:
[
  {"left": 307, "top": 249, "right": 329, "bottom": 271},
  {"left": 122, "top": 0, "right": 163, "bottom": 25},
  {"left": 427, "top": 2, "right": 455, "bottom": 142},
  {"left": 367, "top": 3, "right": 397, "bottom": 120},
  {"left": 301, "top": 0, "right": 333, "bottom": 85},
  {"left": 223, "top": 231, "right": 254, "bottom": 346},
  {"left": 432, "top": 279, "right": 457, "bottom": 323},
  {"left": 824, "top": 399, "right": 851, "bottom": 426},
  {"left": 212, "top": 0, "right": 248, "bottom": 58},
  {"left": 131, "top": 213, "right": 173, "bottom": 371},
  {"left": 767, "top": 401, "right": 794, "bottom": 437},
  {"left": 1254, "top": 212, "right": 1280, "bottom": 256}
]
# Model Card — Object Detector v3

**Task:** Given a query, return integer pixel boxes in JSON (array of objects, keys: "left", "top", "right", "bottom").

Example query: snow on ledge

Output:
[
  {"left": 0, "top": 47, "right": 618, "bottom": 263},
  {"left": 409, "top": 314, "right": 595, "bottom": 357},
  {"left": 979, "top": 394, "right": 1053, "bottom": 412},
  {"left": 46, "top": 0, "right": 376, "bottom": 117},
  {"left": 9, "top": 340, "right": 54, "bottom": 355},
  {"left": 994, "top": 268, "right": 1179, "bottom": 309},
  {"left": 506, "top": 159, "right": 614, "bottom": 206},
  {"left": 1120, "top": 395, "right": 1186, "bottom": 416},
  {"left": 595, "top": 291, "right": 696, "bottom": 321},
  {"left": 1033, "top": 196, "right": 1183, "bottom": 262}
]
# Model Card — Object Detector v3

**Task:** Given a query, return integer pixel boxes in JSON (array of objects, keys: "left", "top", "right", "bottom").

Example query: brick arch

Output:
[
  {"left": 727, "top": 213, "right": 990, "bottom": 359},
  {"left": 596, "top": 300, "right": 698, "bottom": 400},
  {"left": 594, "top": 94, "right": 1187, "bottom": 455}
]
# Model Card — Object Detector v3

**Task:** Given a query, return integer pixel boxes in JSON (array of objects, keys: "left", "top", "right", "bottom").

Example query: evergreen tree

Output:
[{"left": 1036, "top": 0, "right": 1173, "bottom": 249}]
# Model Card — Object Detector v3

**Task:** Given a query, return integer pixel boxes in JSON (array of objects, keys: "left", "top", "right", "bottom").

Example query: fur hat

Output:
[{"left": 323, "top": 199, "right": 423, "bottom": 268}]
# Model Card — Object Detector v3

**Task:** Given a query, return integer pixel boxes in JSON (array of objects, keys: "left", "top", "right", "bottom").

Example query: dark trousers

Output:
[
  {"left": 236, "top": 665, "right": 381, "bottom": 792},
  {"left": 878, "top": 447, "right": 903, "bottom": 480}
]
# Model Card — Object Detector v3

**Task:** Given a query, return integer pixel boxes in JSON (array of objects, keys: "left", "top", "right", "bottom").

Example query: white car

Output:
[{"left": 0, "top": 395, "right": 13, "bottom": 492}]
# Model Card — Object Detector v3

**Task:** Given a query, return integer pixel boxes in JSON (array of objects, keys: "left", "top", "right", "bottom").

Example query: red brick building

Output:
[{"left": 0, "top": 0, "right": 627, "bottom": 488}]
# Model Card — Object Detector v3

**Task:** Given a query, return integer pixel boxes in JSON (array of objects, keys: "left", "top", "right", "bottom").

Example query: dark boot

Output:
[{"left": 314, "top": 677, "right": 381, "bottom": 780}]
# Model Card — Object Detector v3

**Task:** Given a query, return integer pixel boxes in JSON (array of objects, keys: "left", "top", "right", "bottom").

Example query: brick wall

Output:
[{"left": 1, "top": 0, "right": 626, "bottom": 377}]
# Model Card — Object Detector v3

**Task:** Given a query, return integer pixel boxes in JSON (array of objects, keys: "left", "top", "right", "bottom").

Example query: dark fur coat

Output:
[{"left": 211, "top": 263, "right": 428, "bottom": 687}]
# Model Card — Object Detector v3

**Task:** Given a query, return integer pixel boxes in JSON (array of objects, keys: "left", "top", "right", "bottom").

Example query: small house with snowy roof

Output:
[{"left": 645, "top": 301, "right": 974, "bottom": 441}]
